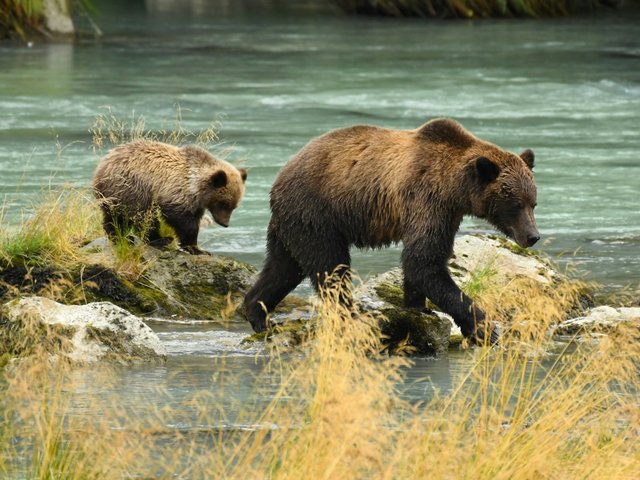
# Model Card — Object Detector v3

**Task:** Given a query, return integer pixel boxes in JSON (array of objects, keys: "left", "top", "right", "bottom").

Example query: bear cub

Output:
[
  {"left": 245, "top": 118, "right": 539, "bottom": 342},
  {"left": 93, "top": 140, "right": 247, "bottom": 255}
]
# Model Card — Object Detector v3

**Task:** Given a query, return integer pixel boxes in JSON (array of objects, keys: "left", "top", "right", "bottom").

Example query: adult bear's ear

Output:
[
  {"left": 210, "top": 170, "right": 228, "bottom": 188},
  {"left": 520, "top": 149, "right": 535, "bottom": 170},
  {"left": 239, "top": 168, "right": 248, "bottom": 183},
  {"left": 476, "top": 156, "right": 500, "bottom": 183}
]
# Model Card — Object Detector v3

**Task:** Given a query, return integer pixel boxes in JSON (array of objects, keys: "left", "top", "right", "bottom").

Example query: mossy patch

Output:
[
  {"left": 448, "top": 333, "right": 465, "bottom": 349},
  {"left": 78, "top": 264, "right": 159, "bottom": 315},
  {"left": 242, "top": 319, "right": 315, "bottom": 347},
  {"left": 374, "top": 282, "right": 404, "bottom": 308},
  {"left": 378, "top": 308, "right": 450, "bottom": 355},
  {"left": 170, "top": 278, "right": 244, "bottom": 320},
  {"left": 374, "top": 282, "right": 439, "bottom": 312},
  {"left": 486, "top": 234, "right": 537, "bottom": 258}
]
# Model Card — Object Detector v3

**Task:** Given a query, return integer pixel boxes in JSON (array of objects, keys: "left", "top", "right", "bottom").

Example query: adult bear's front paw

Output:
[
  {"left": 461, "top": 321, "right": 500, "bottom": 345},
  {"left": 473, "top": 321, "right": 501, "bottom": 345}
]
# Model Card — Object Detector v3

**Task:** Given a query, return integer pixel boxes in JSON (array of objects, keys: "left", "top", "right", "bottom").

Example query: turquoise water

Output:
[
  {"left": 1, "top": 0, "right": 639, "bottom": 427},
  {"left": 1, "top": 1, "right": 639, "bottom": 287}
]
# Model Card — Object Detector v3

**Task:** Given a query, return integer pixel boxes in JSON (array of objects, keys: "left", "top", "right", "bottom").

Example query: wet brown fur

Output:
[
  {"left": 93, "top": 140, "right": 247, "bottom": 254},
  {"left": 245, "top": 118, "right": 538, "bottom": 340}
]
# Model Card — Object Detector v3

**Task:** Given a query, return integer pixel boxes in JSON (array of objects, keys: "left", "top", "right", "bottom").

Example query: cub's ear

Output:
[
  {"left": 239, "top": 168, "right": 247, "bottom": 183},
  {"left": 210, "top": 170, "right": 228, "bottom": 188},
  {"left": 476, "top": 156, "right": 500, "bottom": 183},
  {"left": 520, "top": 149, "right": 535, "bottom": 170}
]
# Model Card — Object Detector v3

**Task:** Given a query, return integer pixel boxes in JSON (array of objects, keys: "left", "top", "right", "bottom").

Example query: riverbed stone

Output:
[
  {"left": 555, "top": 306, "right": 640, "bottom": 335},
  {"left": 354, "top": 234, "right": 562, "bottom": 350},
  {"left": 1, "top": 239, "right": 261, "bottom": 322},
  {"left": 1, "top": 296, "right": 166, "bottom": 364}
]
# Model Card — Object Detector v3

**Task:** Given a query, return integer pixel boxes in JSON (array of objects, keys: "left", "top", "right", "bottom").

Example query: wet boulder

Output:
[
  {"left": 80, "top": 240, "right": 257, "bottom": 321},
  {"left": 355, "top": 234, "right": 565, "bottom": 351},
  {"left": 1, "top": 296, "right": 166, "bottom": 364}
]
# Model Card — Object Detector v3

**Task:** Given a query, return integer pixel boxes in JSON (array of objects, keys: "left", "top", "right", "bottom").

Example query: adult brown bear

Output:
[{"left": 245, "top": 118, "right": 538, "bottom": 342}]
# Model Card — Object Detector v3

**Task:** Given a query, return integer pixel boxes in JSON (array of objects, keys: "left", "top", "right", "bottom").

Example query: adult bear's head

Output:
[{"left": 471, "top": 148, "right": 539, "bottom": 248}]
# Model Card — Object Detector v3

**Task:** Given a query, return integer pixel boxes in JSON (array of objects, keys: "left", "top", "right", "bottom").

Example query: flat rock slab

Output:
[
  {"left": 555, "top": 306, "right": 640, "bottom": 335},
  {"left": 2, "top": 296, "right": 166, "bottom": 364}
]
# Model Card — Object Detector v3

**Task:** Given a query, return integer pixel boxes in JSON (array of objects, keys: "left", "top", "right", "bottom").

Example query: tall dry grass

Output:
[
  {"left": 1, "top": 276, "right": 638, "bottom": 478},
  {"left": 90, "top": 106, "right": 221, "bottom": 154},
  {"left": 0, "top": 187, "right": 102, "bottom": 270}
]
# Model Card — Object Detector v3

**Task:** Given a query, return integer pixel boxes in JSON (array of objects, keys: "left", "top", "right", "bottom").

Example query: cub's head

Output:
[
  {"left": 204, "top": 164, "right": 247, "bottom": 228},
  {"left": 470, "top": 148, "right": 540, "bottom": 248}
]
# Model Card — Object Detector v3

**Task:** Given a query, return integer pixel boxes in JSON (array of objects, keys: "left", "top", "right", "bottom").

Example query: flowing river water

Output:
[{"left": 1, "top": 0, "right": 639, "bottom": 429}]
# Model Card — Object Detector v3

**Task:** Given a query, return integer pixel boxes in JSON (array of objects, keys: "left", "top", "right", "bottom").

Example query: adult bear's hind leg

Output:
[{"left": 244, "top": 230, "right": 305, "bottom": 332}]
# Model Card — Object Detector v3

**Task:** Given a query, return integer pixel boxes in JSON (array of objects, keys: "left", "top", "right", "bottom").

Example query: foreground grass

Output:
[{"left": 1, "top": 280, "right": 638, "bottom": 478}]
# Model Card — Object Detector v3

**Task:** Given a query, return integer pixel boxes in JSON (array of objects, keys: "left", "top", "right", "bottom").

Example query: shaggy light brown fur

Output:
[{"left": 93, "top": 140, "right": 246, "bottom": 254}]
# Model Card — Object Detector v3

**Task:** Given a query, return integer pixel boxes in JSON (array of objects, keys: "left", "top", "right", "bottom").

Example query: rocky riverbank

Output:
[{"left": 1, "top": 233, "right": 637, "bottom": 364}]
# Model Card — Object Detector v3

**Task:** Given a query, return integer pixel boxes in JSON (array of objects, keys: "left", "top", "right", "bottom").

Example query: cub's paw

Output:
[
  {"left": 181, "top": 245, "right": 212, "bottom": 256},
  {"left": 148, "top": 236, "right": 174, "bottom": 248}
]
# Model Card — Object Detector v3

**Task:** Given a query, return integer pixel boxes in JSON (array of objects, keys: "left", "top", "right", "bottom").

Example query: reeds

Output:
[
  {"left": 0, "top": 0, "right": 98, "bottom": 41},
  {"left": 90, "top": 106, "right": 220, "bottom": 154},
  {"left": 0, "top": 0, "right": 45, "bottom": 40},
  {"left": 0, "top": 187, "right": 101, "bottom": 270}
]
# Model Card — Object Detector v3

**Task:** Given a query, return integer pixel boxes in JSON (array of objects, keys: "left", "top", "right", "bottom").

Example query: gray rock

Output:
[
  {"left": 555, "top": 306, "right": 640, "bottom": 335},
  {"left": 354, "top": 234, "right": 561, "bottom": 351},
  {"left": 140, "top": 247, "right": 256, "bottom": 319},
  {"left": 43, "top": 0, "right": 74, "bottom": 35},
  {"left": 2, "top": 296, "right": 166, "bottom": 364},
  {"left": 449, "top": 235, "right": 556, "bottom": 286}
]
